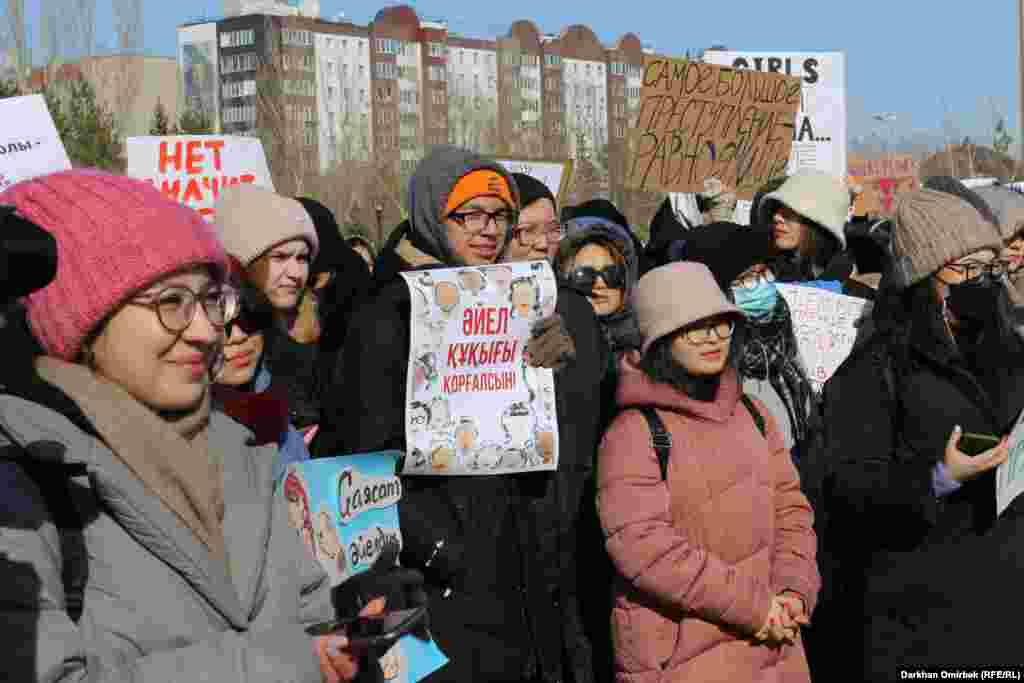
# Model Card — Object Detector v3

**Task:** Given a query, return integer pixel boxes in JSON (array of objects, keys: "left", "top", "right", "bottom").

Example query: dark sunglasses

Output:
[
  {"left": 565, "top": 264, "right": 627, "bottom": 291},
  {"left": 225, "top": 284, "right": 275, "bottom": 336}
]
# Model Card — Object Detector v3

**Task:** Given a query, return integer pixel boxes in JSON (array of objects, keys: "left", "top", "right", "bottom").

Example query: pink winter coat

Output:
[{"left": 597, "top": 359, "right": 819, "bottom": 683}]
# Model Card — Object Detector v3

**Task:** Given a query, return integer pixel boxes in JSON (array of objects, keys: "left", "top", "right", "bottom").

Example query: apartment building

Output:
[{"left": 178, "top": 4, "right": 653, "bottom": 176}]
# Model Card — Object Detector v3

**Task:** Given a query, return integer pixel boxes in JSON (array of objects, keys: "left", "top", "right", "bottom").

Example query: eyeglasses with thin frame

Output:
[
  {"left": 733, "top": 269, "right": 777, "bottom": 290},
  {"left": 514, "top": 220, "right": 564, "bottom": 247},
  {"left": 678, "top": 318, "right": 736, "bottom": 345},
  {"left": 130, "top": 285, "right": 239, "bottom": 333},
  {"left": 447, "top": 209, "right": 514, "bottom": 235},
  {"left": 937, "top": 260, "right": 1007, "bottom": 284}
]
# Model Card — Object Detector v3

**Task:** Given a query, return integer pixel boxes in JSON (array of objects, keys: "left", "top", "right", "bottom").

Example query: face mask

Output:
[
  {"left": 945, "top": 276, "right": 1000, "bottom": 325},
  {"left": 732, "top": 280, "right": 780, "bottom": 322}
]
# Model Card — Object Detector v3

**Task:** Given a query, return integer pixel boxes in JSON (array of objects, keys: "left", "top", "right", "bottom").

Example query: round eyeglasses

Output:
[{"left": 130, "top": 285, "right": 239, "bottom": 333}]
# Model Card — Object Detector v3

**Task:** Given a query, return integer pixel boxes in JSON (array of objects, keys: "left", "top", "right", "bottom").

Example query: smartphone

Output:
[
  {"left": 957, "top": 432, "right": 1001, "bottom": 457},
  {"left": 305, "top": 605, "right": 428, "bottom": 649}
]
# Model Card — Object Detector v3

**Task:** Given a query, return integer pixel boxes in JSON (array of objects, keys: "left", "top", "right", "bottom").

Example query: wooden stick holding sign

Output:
[{"left": 625, "top": 56, "right": 801, "bottom": 199}]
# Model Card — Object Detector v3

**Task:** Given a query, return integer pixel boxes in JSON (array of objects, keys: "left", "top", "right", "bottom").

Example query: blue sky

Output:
[{"left": 20, "top": 0, "right": 1022, "bottom": 151}]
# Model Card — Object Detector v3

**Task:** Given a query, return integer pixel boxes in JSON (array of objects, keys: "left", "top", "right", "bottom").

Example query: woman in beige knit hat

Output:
[
  {"left": 756, "top": 171, "right": 851, "bottom": 282},
  {"left": 597, "top": 262, "right": 819, "bottom": 683},
  {"left": 818, "top": 188, "right": 1024, "bottom": 679}
]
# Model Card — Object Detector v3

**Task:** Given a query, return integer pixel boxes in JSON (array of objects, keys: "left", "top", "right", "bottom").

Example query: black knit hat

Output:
[
  {"left": 511, "top": 173, "right": 555, "bottom": 210},
  {"left": 565, "top": 198, "right": 629, "bottom": 230},
  {"left": 677, "top": 221, "right": 776, "bottom": 290},
  {"left": 0, "top": 205, "right": 58, "bottom": 302},
  {"left": 295, "top": 197, "right": 351, "bottom": 276},
  {"left": 645, "top": 198, "right": 689, "bottom": 268}
]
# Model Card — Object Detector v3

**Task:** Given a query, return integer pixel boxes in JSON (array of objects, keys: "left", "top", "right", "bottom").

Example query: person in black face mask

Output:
[{"left": 820, "top": 189, "right": 1024, "bottom": 678}]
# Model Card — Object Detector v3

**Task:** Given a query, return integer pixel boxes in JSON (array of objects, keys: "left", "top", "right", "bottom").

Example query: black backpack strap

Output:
[
  {"left": 637, "top": 407, "right": 673, "bottom": 481},
  {"left": 0, "top": 423, "right": 86, "bottom": 623},
  {"left": 740, "top": 394, "right": 767, "bottom": 438}
]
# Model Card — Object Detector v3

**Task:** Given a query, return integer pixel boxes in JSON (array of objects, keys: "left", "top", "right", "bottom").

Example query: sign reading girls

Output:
[
  {"left": 124, "top": 135, "right": 274, "bottom": 220},
  {"left": 401, "top": 261, "right": 560, "bottom": 476}
]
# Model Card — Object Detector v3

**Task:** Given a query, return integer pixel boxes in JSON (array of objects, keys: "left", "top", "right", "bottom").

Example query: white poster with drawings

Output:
[
  {"left": 495, "top": 158, "right": 573, "bottom": 206},
  {"left": 0, "top": 94, "right": 72, "bottom": 192},
  {"left": 400, "top": 261, "right": 560, "bottom": 475},
  {"left": 705, "top": 51, "right": 847, "bottom": 181},
  {"left": 777, "top": 284, "right": 871, "bottom": 391}
]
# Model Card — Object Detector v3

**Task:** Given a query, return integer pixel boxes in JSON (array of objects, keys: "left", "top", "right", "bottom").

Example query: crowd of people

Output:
[{"left": 3, "top": 143, "right": 1024, "bottom": 682}]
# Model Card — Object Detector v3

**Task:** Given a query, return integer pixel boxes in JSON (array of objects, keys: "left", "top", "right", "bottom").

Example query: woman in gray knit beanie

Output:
[{"left": 817, "top": 188, "right": 1024, "bottom": 679}]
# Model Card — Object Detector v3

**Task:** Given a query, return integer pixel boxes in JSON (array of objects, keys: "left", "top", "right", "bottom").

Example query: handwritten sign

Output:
[
  {"left": 848, "top": 155, "right": 918, "bottom": 216},
  {"left": 998, "top": 410, "right": 1024, "bottom": 516},
  {"left": 124, "top": 135, "right": 274, "bottom": 220},
  {"left": 282, "top": 452, "right": 448, "bottom": 682},
  {"left": 705, "top": 52, "right": 847, "bottom": 181},
  {"left": 495, "top": 158, "right": 574, "bottom": 207},
  {"left": 625, "top": 56, "right": 800, "bottom": 199},
  {"left": 401, "top": 261, "right": 559, "bottom": 476},
  {"left": 777, "top": 283, "right": 872, "bottom": 391},
  {"left": 0, "top": 94, "right": 72, "bottom": 192}
]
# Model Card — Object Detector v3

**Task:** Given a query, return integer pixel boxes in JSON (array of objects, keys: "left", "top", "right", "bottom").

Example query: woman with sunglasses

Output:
[
  {"left": 0, "top": 170, "right": 371, "bottom": 683},
  {"left": 822, "top": 189, "right": 1024, "bottom": 678},
  {"left": 598, "top": 262, "right": 818, "bottom": 683},
  {"left": 212, "top": 257, "right": 312, "bottom": 486}
]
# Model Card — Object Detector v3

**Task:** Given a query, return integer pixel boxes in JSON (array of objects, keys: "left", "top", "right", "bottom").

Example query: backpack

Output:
[
  {"left": 637, "top": 394, "right": 767, "bottom": 481},
  {"left": 0, "top": 423, "right": 86, "bottom": 623}
]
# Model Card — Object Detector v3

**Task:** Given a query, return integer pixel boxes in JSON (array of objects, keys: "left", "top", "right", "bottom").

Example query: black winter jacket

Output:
[
  {"left": 314, "top": 230, "right": 605, "bottom": 683},
  {"left": 821, "top": 318, "right": 1020, "bottom": 680}
]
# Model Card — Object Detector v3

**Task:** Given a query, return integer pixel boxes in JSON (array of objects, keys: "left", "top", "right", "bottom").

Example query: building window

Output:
[
  {"left": 221, "top": 79, "right": 256, "bottom": 99},
  {"left": 282, "top": 29, "right": 312, "bottom": 47},
  {"left": 428, "top": 65, "right": 445, "bottom": 82},
  {"left": 221, "top": 52, "right": 258, "bottom": 74},
  {"left": 374, "top": 62, "right": 398, "bottom": 79},
  {"left": 429, "top": 42, "right": 446, "bottom": 58},
  {"left": 376, "top": 38, "right": 401, "bottom": 55},
  {"left": 220, "top": 29, "right": 255, "bottom": 48},
  {"left": 544, "top": 54, "right": 561, "bottom": 67}
]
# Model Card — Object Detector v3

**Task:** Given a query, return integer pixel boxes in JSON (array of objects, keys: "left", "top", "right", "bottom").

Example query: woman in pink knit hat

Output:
[
  {"left": 0, "top": 169, "right": 374, "bottom": 683},
  {"left": 597, "top": 261, "right": 819, "bottom": 683}
]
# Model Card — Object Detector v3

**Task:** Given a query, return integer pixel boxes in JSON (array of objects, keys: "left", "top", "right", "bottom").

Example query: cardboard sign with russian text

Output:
[
  {"left": 401, "top": 261, "right": 560, "bottom": 476},
  {"left": 124, "top": 135, "right": 274, "bottom": 220},
  {"left": 848, "top": 155, "right": 918, "bottom": 216},
  {"left": 626, "top": 56, "right": 801, "bottom": 199},
  {"left": 705, "top": 52, "right": 847, "bottom": 182},
  {"left": 281, "top": 452, "right": 448, "bottom": 681},
  {"left": 0, "top": 94, "right": 72, "bottom": 192}
]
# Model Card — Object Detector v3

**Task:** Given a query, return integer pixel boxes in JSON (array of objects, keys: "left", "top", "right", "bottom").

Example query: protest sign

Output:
[
  {"left": 124, "top": 135, "right": 274, "bottom": 220},
  {"left": 777, "top": 283, "right": 871, "bottom": 391},
  {"left": 998, "top": 411, "right": 1024, "bottom": 516},
  {"left": 705, "top": 52, "right": 847, "bottom": 182},
  {"left": 0, "top": 94, "right": 72, "bottom": 192},
  {"left": 848, "top": 155, "right": 918, "bottom": 216},
  {"left": 283, "top": 452, "right": 448, "bottom": 681},
  {"left": 495, "top": 158, "right": 574, "bottom": 207},
  {"left": 668, "top": 192, "right": 704, "bottom": 228},
  {"left": 400, "top": 261, "right": 560, "bottom": 476},
  {"left": 733, "top": 199, "right": 753, "bottom": 225},
  {"left": 626, "top": 56, "right": 801, "bottom": 199}
]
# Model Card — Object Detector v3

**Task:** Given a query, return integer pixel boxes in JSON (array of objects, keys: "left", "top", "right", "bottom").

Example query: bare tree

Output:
[
  {"left": 113, "top": 0, "right": 144, "bottom": 53},
  {"left": 3, "top": 0, "right": 27, "bottom": 80}
]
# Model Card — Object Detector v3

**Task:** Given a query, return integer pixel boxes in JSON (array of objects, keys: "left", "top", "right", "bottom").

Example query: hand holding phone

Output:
[{"left": 307, "top": 604, "right": 429, "bottom": 650}]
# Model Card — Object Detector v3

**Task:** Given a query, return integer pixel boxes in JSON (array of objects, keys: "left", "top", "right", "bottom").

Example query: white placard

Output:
[
  {"left": 0, "top": 94, "right": 72, "bottom": 192},
  {"left": 777, "top": 283, "right": 871, "bottom": 391},
  {"left": 998, "top": 409, "right": 1024, "bottom": 516},
  {"left": 733, "top": 199, "right": 753, "bottom": 225},
  {"left": 495, "top": 158, "right": 571, "bottom": 205},
  {"left": 124, "top": 135, "right": 274, "bottom": 220},
  {"left": 668, "top": 192, "right": 704, "bottom": 228},
  {"left": 401, "top": 261, "right": 560, "bottom": 476},
  {"left": 705, "top": 52, "right": 847, "bottom": 181}
]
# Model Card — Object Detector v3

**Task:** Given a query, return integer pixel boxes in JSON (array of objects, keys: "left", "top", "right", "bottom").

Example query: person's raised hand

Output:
[
  {"left": 944, "top": 426, "right": 1009, "bottom": 484},
  {"left": 314, "top": 597, "right": 387, "bottom": 683}
]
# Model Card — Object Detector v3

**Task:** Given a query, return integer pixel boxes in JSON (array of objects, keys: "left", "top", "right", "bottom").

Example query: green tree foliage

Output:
[
  {"left": 58, "top": 80, "right": 120, "bottom": 170},
  {"left": 0, "top": 80, "right": 21, "bottom": 98},
  {"left": 149, "top": 99, "right": 172, "bottom": 135},
  {"left": 177, "top": 108, "right": 213, "bottom": 135}
]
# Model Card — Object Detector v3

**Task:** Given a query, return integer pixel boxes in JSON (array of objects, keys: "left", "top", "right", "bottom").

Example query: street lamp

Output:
[
  {"left": 374, "top": 203, "right": 384, "bottom": 245},
  {"left": 872, "top": 113, "right": 898, "bottom": 169}
]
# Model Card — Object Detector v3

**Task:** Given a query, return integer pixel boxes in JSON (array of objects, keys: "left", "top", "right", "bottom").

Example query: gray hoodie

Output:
[
  {"left": 407, "top": 145, "right": 520, "bottom": 265},
  {"left": 0, "top": 396, "right": 334, "bottom": 682}
]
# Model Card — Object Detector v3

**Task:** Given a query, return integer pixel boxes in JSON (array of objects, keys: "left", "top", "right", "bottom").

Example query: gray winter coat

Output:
[{"left": 0, "top": 395, "right": 334, "bottom": 682}]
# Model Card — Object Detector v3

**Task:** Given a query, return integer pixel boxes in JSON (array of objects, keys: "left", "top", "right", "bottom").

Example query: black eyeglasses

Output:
[
  {"left": 448, "top": 209, "right": 514, "bottom": 234},
  {"left": 942, "top": 261, "right": 1007, "bottom": 282},
  {"left": 224, "top": 285, "right": 275, "bottom": 336},
  {"left": 565, "top": 264, "right": 627, "bottom": 291},
  {"left": 130, "top": 285, "right": 238, "bottom": 333},
  {"left": 514, "top": 221, "right": 564, "bottom": 247},
  {"left": 679, "top": 319, "right": 736, "bottom": 345}
]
